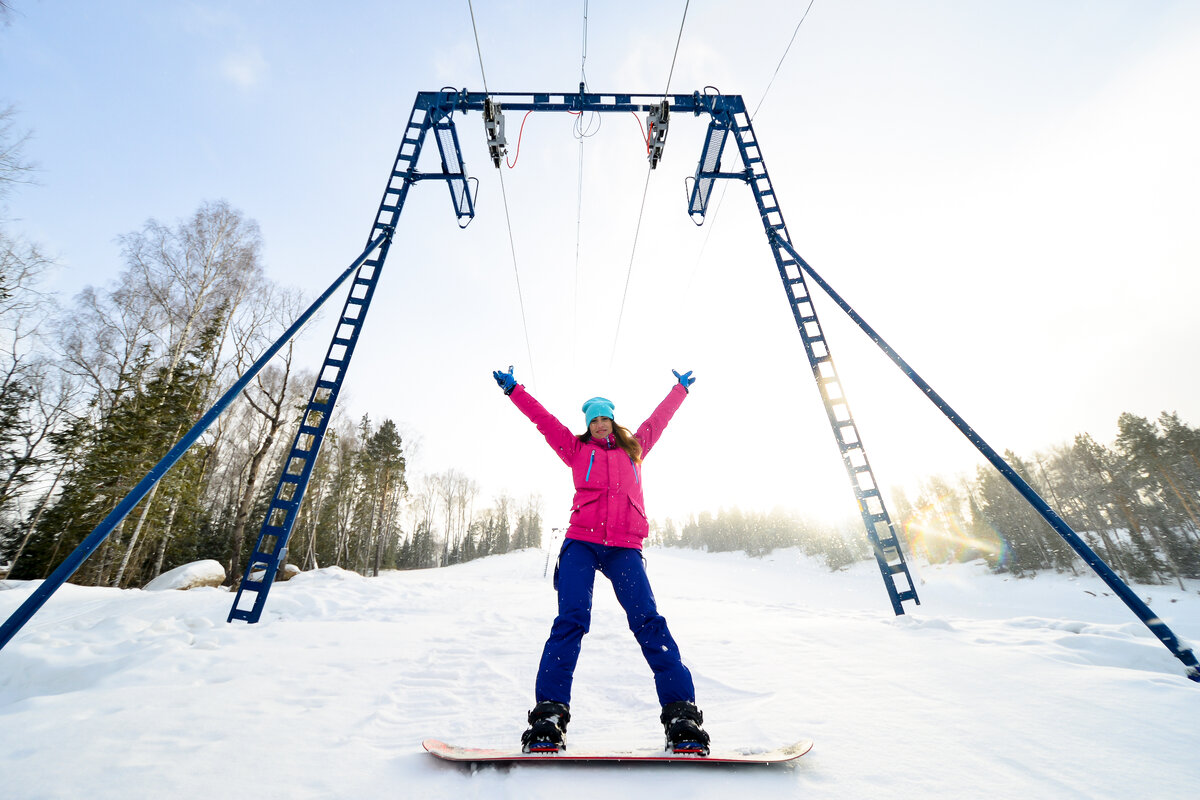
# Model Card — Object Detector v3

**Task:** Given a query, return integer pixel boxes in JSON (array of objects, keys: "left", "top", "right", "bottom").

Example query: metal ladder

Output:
[
  {"left": 703, "top": 98, "right": 920, "bottom": 615},
  {"left": 228, "top": 98, "right": 470, "bottom": 622}
]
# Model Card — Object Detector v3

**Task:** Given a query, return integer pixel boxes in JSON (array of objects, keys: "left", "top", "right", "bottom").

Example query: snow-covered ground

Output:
[{"left": 1, "top": 547, "right": 1197, "bottom": 799}]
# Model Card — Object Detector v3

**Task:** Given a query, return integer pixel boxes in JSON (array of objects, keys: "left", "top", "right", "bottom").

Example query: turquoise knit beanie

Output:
[{"left": 582, "top": 396, "right": 615, "bottom": 427}]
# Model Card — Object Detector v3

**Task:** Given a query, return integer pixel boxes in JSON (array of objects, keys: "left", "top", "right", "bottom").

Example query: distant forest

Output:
[
  {"left": 651, "top": 411, "right": 1200, "bottom": 586},
  {"left": 0, "top": 194, "right": 541, "bottom": 587},
  {"left": 649, "top": 509, "right": 872, "bottom": 570}
]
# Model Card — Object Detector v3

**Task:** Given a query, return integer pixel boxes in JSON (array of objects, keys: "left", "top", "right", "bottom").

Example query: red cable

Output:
[
  {"left": 506, "top": 110, "right": 535, "bottom": 168},
  {"left": 517, "top": 110, "right": 648, "bottom": 165},
  {"left": 632, "top": 111, "right": 650, "bottom": 152}
]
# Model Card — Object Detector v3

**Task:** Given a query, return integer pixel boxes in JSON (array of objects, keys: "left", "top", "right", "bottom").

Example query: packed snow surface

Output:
[{"left": 1, "top": 548, "right": 1198, "bottom": 799}]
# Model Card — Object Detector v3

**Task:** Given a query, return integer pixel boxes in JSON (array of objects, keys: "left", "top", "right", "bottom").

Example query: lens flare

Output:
[{"left": 901, "top": 491, "right": 1007, "bottom": 566}]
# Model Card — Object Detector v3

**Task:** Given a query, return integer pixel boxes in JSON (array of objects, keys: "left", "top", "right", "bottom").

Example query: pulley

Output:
[
  {"left": 483, "top": 97, "right": 507, "bottom": 168},
  {"left": 647, "top": 100, "right": 670, "bottom": 168}
]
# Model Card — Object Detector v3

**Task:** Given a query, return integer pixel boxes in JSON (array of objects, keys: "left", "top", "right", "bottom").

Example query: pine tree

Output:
[
  {"left": 1070, "top": 433, "right": 1162, "bottom": 583},
  {"left": 361, "top": 419, "right": 407, "bottom": 574},
  {"left": 974, "top": 455, "right": 1052, "bottom": 576},
  {"left": 12, "top": 314, "right": 221, "bottom": 584},
  {"left": 1114, "top": 414, "right": 1188, "bottom": 587}
]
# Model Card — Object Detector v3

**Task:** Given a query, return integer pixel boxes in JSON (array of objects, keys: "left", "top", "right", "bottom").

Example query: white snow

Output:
[
  {"left": 142, "top": 559, "right": 226, "bottom": 591},
  {"left": 1, "top": 548, "right": 1198, "bottom": 799}
]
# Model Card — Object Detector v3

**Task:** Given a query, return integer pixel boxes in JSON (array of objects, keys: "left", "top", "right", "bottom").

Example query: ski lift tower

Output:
[
  {"left": 221, "top": 86, "right": 921, "bottom": 623},
  {"left": 2, "top": 87, "right": 1196, "bottom": 686}
]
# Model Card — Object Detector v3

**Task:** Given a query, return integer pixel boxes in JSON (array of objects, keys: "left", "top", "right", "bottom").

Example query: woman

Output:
[{"left": 492, "top": 365, "right": 710, "bottom": 755}]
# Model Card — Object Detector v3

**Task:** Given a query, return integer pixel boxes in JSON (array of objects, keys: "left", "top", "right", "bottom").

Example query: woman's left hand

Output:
[{"left": 672, "top": 369, "right": 695, "bottom": 391}]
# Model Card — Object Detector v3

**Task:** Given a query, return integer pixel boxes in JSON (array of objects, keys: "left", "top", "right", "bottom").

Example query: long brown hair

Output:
[{"left": 578, "top": 422, "right": 643, "bottom": 465}]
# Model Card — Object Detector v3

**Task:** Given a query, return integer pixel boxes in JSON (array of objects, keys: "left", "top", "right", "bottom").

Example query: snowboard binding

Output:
[
  {"left": 521, "top": 701, "right": 570, "bottom": 753},
  {"left": 661, "top": 700, "right": 710, "bottom": 756}
]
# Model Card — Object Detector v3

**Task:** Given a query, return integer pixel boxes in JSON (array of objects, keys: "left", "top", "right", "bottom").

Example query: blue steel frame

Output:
[
  {"left": 2, "top": 87, "right": 1196, "bottom": 684},
  {"left": 227, "top": 91, "right": 477, "bottom": 622}
]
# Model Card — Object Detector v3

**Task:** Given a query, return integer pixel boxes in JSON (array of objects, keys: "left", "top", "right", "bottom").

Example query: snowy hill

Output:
[{"left": 1, "top": 548, "right": 1197, "bottom": 799}]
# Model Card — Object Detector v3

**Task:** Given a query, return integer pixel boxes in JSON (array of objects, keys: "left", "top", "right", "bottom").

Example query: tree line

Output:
[
  {"left": 649, "top": 509, "right": 871, "bottom": 570},
  {"left": 649, "top": 411, "right": 1200, "bottom": 586},
  {"left": 0, "top": 106, "right": 541, "bottom": 588},
  {"left": 888, "top": 412, "right": 1200, "bottom": 585}
]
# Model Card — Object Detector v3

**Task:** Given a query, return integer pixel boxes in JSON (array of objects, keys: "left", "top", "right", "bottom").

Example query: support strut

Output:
[
  {"left": 769, "top": 232, "right": 1200, "bottom": 683},
  {"left": 0, "top": 231, "right": 390, "bottom": 652}
]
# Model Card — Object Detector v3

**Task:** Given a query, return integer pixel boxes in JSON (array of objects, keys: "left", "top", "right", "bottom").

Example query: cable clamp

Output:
[
  {"left": 647, "top": 100, "right": 670, "bottom": 168},
  {"left": 483, "top": 98, "right": 507, "bottom": 169}
]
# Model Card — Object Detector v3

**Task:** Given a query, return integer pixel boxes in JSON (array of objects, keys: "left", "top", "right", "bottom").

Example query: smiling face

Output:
[{"left": 588, "top": 416, "right": 613, "bottom": 440}]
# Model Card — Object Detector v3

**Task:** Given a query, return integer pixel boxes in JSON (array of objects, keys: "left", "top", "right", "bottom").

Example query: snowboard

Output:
[{"left": 422, "top": 738, "right": 813, "bottom": 765}]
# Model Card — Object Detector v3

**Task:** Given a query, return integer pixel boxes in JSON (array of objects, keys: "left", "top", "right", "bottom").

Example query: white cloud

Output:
[{"left": 220, "top": 47, "right": 268, "bottom": 90}]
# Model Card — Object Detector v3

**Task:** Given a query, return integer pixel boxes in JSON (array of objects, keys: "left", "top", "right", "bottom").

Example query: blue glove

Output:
[
  {"left": 493, "top": 365, "right": 517, "bottom": 395},
  {"left": 672, "top": 369, "right": 695, "bottom": 391}
]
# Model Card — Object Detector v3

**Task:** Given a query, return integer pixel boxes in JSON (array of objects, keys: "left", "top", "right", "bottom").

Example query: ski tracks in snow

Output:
[{"left": 1, "top": 549, "right": 1199, "bottom": 798}]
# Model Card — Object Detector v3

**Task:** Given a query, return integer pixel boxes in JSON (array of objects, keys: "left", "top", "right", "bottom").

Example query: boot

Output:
[
  {"left": 660, "top": 700, "right": 710, "bottom": 755},
  {"left": 521, "top": 701, "right": 570, "bottom": 753}
]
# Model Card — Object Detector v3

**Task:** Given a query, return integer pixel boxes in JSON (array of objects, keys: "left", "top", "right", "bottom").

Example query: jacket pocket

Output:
[
  {"left": 626, "top": 495, "right": 650, "bottom": 539},
  {"left": 628, "top": 495, "right": 648, "bottom": 521},
  {"left": 570, "top": 489, "right": 603, "bottom": 528}
]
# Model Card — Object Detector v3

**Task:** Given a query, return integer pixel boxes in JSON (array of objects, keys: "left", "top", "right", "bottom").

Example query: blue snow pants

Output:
[{"left": 535, "top": 539, "right": 696, "bottom": 707}]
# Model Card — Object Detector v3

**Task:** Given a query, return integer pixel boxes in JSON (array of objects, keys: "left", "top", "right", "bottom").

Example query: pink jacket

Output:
[{"left": 510, "top": 383, "right": 688, "bottom": 549}]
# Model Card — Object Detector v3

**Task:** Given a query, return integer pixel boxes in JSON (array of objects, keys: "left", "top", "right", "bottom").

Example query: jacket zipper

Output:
[
  {"left": 630, "top": 455, "right": 639, "bottom": 484},
  {"left": 585, "top": 451, "right": 595, "bottom": 482}
]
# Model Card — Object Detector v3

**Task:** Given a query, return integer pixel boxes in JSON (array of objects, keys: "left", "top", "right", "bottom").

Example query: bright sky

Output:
[{"left": 3, "top": 1, "right": 1200, "bottom": 527}]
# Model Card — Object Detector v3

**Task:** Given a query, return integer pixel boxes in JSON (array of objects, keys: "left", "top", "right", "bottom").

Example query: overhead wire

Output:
[
  {"left": 572, "top": 130, "right": 584, "bottom": 373},
  {"left": 467, "top": 0, "right": 538, "bottom": 391},
  {"left": 571, "top": 0, "right": 591, "bottom": 375},
  {"left": 660, "top": 0, "right": 690, "bottom": 100},
  {"left": 681, "top": 0, "right": 818, "bottom": 304},
  {"left": 472, "top": 0, "right": 805, "bottom": 375},
  {"left": 751, "top": 0, "right": 817, "bottom": 122},
  {"left": 608, "top": 0, "right": 690, "bottom": 370},
  {"left": 570, "top": 1, "right": 603, "bottom": 141},
  {"left": 466, "top": 0, "right": 490, "bottom": 94}
]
